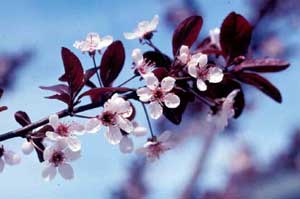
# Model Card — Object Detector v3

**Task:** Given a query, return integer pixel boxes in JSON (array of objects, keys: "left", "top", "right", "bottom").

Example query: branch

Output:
[{"left": 0, "top": 91, "right": 135, "bottom": 142}]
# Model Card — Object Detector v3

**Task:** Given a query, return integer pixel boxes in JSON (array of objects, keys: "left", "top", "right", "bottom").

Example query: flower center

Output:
[
  {"left": 197, "top": 67, "right": 209, "bottom": 79},
  {"left": 148, "top": 142, "right": 164, "bottom": 159},
  {"left": 153, "top": 89, "right": 164, "bottom": 100},
  {"left": 99, "top": 111, "right": 116, "bottom": 126},
  {"left": 50, "top": 151, "right": 65, "bottom": 166},
  {"left": 56, "top": 124, "right": 70, "bottom": 137}
]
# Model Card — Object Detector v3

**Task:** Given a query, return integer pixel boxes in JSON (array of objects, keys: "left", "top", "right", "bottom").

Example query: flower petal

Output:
[
  {"left": 187, "top": 64, "right": 198, "bottom": 78},
  {"left": 46, "top": 131, "right": 59, "bottom": 141},
  {"left": 104, "top": 126, "right": 123, "bottom": 145},
  {"left": 149, "top": 14, "right": 159, "bottom": 31},
  {"left": 208, "top": 67, "right": 223, "bottom": 83},
  {"left": 196, "top": 78, "right": 207, "bottom": 91},
  {"left": 98, "top": 35, "right": 113, "bottom": 49},
  {"left": 4, "top": 151, "right": 21, "bottom": 165},
  {"left": 42, "top": 164, "right": 57, "bottom": 181},
  {"left": 191, "top": 53, "right": 208, "bottom": 67},
  {"left": 64, "top": 148, "right": 81, "bottom": 162},
  {"left": 144, "top": 73, "right": 159, "bottom": 90},
  {"left": 69, "top": 122, "right": 85, "bottom": 135},
  {"left": 49, "top": 114, "right": 59, "bottom": 128},
  {"left": 22, "top": 141, "right": 34, "bottom": 155},
  {"left": 117, "top": 116, "right": 134, "bottom": 133},
  {"left": 158, "top": 130, "right": 172, "bottom": 142},
  {"left": 132, "top": 126, "right": 147, "bottom": 137},
  {"left": 119, "top": 136, "right": 134, "bottom": 153},
  {"left": 58, "top": 163, "right": 74, "bottom": 180},
  {"left": 161, "top": 76, "right": 176, "bottom": 92},
  {"left": 124, "top": 32, "right": 138, "bottom": 40},
  {"left": 43, "top": 146, "right": 54, "bottom": 161},
  {"left": 148, "top": 101, "right": 163, "bottom": 119},
  {"left": 137, "top": 87, "right": 153, "bottom": 102},
  {"left": 85, "top": 118, "right": 101, "bottom": 134},
  {"left": 67, "top": 136, "right": 81, "bottom": 152},
  {"left": 132, "top": 48, "right": 144, "bottom": 66},
  {"left": 163, "top": 93, "right": 180, "bottom": 108}
]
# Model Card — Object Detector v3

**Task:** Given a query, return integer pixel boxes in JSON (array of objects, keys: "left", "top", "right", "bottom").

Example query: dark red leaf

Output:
[
  {"left": 15, "top": 111, "right": 31, "bottom": 127},
  {"left": 78, "top": 87, "right": 131, "bottom": 102},
  {"left": 0, "top": 106, "right": 7, "bottom": 112},
  {"left": 61, "top": 47, "right": 85, "bottom": 97},
  {"left": 100, "top": 41, "right": 125, "bottom": 87},
  {"left": 233, "top": 58, "right": 290, "bottom": 73},
  {"left": 46, "top": 93, "right": 71, "bottom": 105},
  {"left": 235, "top": 72, "right": 282, "bottom": 103},
  {"left": 152, "top": 67, "right": 169, "bottom": 81},
  {"left": 172, "top": 15, "right": 203, "bottom": 56},
  {"left": 143, "top": 51, "right": 172, "bottom": 68},
  {"left": 40, "top": 84, "right": 70, "bottom": 95},
  {"left": 220, "top": 12, "right": 252, "bottom": 64}
]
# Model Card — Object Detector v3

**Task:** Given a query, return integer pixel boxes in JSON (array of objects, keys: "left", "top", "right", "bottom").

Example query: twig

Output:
[
  {"left": 92, "top": 55, "right": 104, "bottom": 87},
  {"left": 0, "top": 91, "right": 135, "bottom": 142}
]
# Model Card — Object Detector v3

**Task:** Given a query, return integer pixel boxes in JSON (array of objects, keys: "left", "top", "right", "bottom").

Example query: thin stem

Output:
[
  {"left": 141, "top": 103, "right": 154, "bottom": 138},
  {"left": 187, "top": 88, "right": 215, "bottom": 107},
  {"left": 92, "top": 55, "right": 103, "bottom": 87},
  {"left": 117, "top": 75, "right": 138, "bottom": 87},
  {"left": 145, "top": 39, "right": 162, "bottom": 54},
  {"left": 72, "top": 114, "right": 95, "bottom": 119}
]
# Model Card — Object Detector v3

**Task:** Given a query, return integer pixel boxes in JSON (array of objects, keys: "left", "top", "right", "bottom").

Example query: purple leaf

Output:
[
  {"left": 235, "top": 72, "right": 282, "bottom": 103},
  {"left": 61, "top": 47, "right": 85, "bottom": 97},
  {"left": 172, "top": 16, "right": 203, "bottom": 56},
  {"left": 78, "top": 87, "right": 131, "bottom": 102},
  {"left": 100, "top": 41, "right": 125, "bottom": 87},
  {"left": 233, "top": 58, "right": 289, "bottom": 73},
  {"left": 220, "top": 12, "right": 252, "bottom": 64},
  {"left": 40, "top": 84, "right": 70, "bottom": 95},
  {"left": 15, "top": 111, "right": 31, "bottom": 127}
]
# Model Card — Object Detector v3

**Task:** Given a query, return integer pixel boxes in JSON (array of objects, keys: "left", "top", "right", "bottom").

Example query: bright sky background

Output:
[{"left": 0, "top": 0, "right": 299, "bottom": 198}]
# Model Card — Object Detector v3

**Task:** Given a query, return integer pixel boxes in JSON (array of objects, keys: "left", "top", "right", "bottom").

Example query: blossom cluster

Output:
[{"left": 0, "top": 12, "right": 289, "bottom": 181}]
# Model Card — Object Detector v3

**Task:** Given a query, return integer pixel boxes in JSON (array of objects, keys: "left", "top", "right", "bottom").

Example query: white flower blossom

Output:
[
  {"left": 207, "top": 89, "right": 240, "bottom": 131},
  {"left": 46, "top": 114, "right": 84, "bottom": 152},
  {"left": 137, "top": 74, "right": 180, "bottom": 119},
  {"left": 21, "top": 141, "right": 34, "bottom": 155},
  {"left": 73, "top": 32, "right": 113, "bottom": 53},
  {"left": 136, "top": 131, "right": 174, "bottom": 161},
  {"left": 131, "top": 48, "right": 154, "bottom": 76},
  {"left": 178, "top": 45, "right": 223, "bottom": 91},
  {"left": 124, "top": 15, "right": 159, "bottom": 40},
  {"left": 42, "top": 140, "right": 80, "bottom": 181},
  {"left": 85, "top": 94, "right": 134, "bottom": 145},
  {"left": 209, "top": 28, "right": 221, "bottom": 48},
  {"left": 0, "top": 145, "right": 21, "bottom": 173},
  {"left": 118, "top": 122, "right": 148, "bottom": 154}
]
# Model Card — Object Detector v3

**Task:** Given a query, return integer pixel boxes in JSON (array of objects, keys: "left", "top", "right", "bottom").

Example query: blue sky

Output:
[{"left": 0, "top": 0, "right": 299, "bottom": 198}]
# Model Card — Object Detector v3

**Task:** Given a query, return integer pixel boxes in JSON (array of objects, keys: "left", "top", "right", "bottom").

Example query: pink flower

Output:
[
  {"left": 0, "top": 145, "right": 21, "bottom": 173},
  {"left": 124, "top": 15, "right": 159, "bottom": 40},
  {"left": 73, "top": 32, "right": 113, "bottom": 53},
  {"left": 131, "top": 48, "right": 154, "bottom": 76},
  {"left": 85, "top": 94, "right": 134, "bottom": 145},
  {"left": 178, "top": 45, "right": 223, "bottom": 91},
  {"left": 21, "top": 141, "right": 34, "bottom": 155},
  {"left": 136, "top": 131, "right": 174, "bottom": 161},
  {"left": 209, "top": 28, "right": 221, "bottom": 48},
  {"left": 118, "top": 122, "right": 148, "bottom": 154},
  {"left": 42, "top": 140, "right": 80, "bottom": 181},
  {"left": 137, "top": 74, "right": 180, "bottom": 119},
  {"left": 207, "top": 89, "right": 240, "bottom": 131},
  {"left": 46, "top": 114, "right": 84, "bottom": 152}
]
